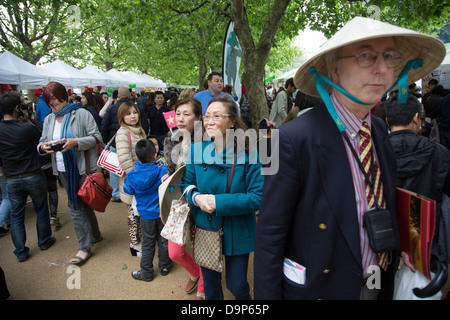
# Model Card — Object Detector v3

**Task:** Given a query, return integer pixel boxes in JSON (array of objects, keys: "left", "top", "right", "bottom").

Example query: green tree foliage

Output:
[{"left": 0, "top": 0, "right": 448, "bottom": 125}]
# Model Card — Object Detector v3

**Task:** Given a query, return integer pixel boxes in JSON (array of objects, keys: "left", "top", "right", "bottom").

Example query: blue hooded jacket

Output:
[{"left": 123, "top": 162, "right": 167, "bottom": 220}]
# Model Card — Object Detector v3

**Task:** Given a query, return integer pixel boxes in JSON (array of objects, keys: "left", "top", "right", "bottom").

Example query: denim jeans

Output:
[
  {"left": 58, "top": 172, "right": 101, "bottom": 250},
  {"left": 140, "top": 218, "right": 172, "bottom": 278},
  {"left": 7, "top": 171, "right": 52, "bottom": 259},
  {"left": 0, "top": 174, "right": 10, "bottom": 226},
  {"left": 201, "top": 253, "right": 251, "bottom": 300},
  {"left": 108, "top": 146, "right": 120, "bottom": 199}
]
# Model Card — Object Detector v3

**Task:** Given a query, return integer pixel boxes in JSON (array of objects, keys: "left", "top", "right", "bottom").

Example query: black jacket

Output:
[
  {"left": 389, "top": 129, "right": 450, "bottom": 262},
  {"left": 101, "top": 97, "right": 149, "bottom": 148}
]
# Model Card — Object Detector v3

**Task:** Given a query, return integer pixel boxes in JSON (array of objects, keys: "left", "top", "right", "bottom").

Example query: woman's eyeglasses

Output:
[{"left": 203, "top": 114, "right": 230, "bottom": 122}]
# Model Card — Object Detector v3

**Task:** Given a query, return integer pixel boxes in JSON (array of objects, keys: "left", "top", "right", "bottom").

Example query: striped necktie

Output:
[{"left": 359, "top": 121, "right": 388, "bottom": 270}]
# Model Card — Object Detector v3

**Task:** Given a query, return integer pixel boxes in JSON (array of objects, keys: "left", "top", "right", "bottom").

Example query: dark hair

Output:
[
  {"left": 82, "top": 91, "right": 94, "bottom": 106},
  {"left": 117, "top": 101, "right": 145, "bottom": 135},
  {"left": 43, "top": 81, "right": 68, "bottom": 106},
  {"left": 92, "top": 94, "right": 104, "bottom": 111},
  {"left": 385, "top": 94, "right": 422, "bottom": 127},
  {"left": 285, "top": 77, "right": 295, "bottom": 89},
  {"left": 174, "top": 97, "right": 202, "bottom": 119},
  {"left": 207, "top": 72, "right": 222, "bottom": 81},
  {"left": 428, "top": 79, "right": 438, "bottom": 86},
  {"left": 155, "top": 90, "right": 164, "bottom": 97},
  {"left": 294, "top": 90, "right": 321, "bottom": 111},
  {"left": 135, "top": 138, "right": 156, "bottom": 163},
  {"left": 207, "top": 95, "right": 249, "bottom": 153},
  {"left": 0, "top": 93, "right": 21, "bottom": 116}
]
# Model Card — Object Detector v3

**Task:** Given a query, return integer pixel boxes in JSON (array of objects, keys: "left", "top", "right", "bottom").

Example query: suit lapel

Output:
[{"left": 314, "top": 106, "right": 362, "bottom": 266}]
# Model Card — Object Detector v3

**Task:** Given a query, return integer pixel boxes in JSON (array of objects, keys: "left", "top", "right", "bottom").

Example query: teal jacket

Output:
[{"left": 182, "top": 141, "right": 263, "bottom": 256}]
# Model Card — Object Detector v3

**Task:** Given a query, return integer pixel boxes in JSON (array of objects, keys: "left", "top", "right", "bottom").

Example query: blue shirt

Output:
[
  {"left": 123, "top": 162, "right": 167, "bottom": 220},
  {"left": 36, "top": 95, "right": 51, "bottom": 122},
  {"left": 193, "top": 90, "right": 237, "bottom": 115}
]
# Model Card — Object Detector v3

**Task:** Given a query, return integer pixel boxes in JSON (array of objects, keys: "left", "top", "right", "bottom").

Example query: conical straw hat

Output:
[{"left": 295, "top": 16, "right": 445, "bottom": 97}]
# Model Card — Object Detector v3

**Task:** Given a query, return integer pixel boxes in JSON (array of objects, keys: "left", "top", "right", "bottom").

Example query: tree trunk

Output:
[
  {"left": 197, "top": 27, "right": 208, "bottom": 89},
  {"left": 230, "top": 0, "right": 292, "bottom": 130},
  {"left": 104, "top": 62, "right": 114, "bottom": 71}
]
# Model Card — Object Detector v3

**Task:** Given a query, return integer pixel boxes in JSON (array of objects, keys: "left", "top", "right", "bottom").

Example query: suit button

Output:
[
  {"left": 207, "top": 215, "right": 212, "bottom": 221},
  {"left": 322, "top": 269, "right": 330, "bottom": 274},
  {"left": 319, "top": 223, "right": 327, "bottom": 230},
  {"left": 203, "top": 165, "right": 208, "bottom": 171}
]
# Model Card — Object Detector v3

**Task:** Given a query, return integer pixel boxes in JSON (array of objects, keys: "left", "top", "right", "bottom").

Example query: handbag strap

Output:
[
  {"left": 104, "top": 132, "right": 117, "bottom": 149},
  {"left": 85, "top": 135, "right": 101, "bottom": 175},
  {"left": 126, "top": 130, "right": 133, "bottom": 158},
  {"left": 226, "top": 152, "right": 236, "bottom": 193},
  {"left": 219, "top": 151, "right": 237, "bottom": 229},
  {"left": 179, "top": 184, "right": 196, "bottom": 201}
]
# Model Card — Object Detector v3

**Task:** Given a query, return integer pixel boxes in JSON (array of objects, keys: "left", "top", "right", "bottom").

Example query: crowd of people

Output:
[{"left": 1, "top": 16, "right": 450, "bottom": 301}]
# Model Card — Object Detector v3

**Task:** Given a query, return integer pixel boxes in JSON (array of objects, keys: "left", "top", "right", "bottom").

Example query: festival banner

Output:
[{"left": 223, "top": 21, "right": 242, "bottom": 102}]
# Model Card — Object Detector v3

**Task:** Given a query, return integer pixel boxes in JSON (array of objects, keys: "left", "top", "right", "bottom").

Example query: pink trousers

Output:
[{"left": 168, "top": 240, "right": 204, "bottom": 293}]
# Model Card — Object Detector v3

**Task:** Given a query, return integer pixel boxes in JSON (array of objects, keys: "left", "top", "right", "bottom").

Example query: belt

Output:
[{"left": 6, "top": 168, "right": 42, "bottom": 179}]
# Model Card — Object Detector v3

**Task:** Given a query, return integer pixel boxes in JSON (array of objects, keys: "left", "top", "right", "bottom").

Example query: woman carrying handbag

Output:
[
  {"left": 162, "top": 98, "right": 205, "bottom": 299},
  {"left": 116, "top": 101, "right": 147, "bottom": 256},
  {"left": 38, "top": 81, "right": 103, "bottom": 266},
  {"left": 182, "top": 96, "right": 264, "bottom": 300}
]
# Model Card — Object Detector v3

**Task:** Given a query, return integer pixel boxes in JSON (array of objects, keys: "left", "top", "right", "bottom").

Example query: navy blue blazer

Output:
[{"left": 254, "top": 103, "right": 399, "bottom": 300}]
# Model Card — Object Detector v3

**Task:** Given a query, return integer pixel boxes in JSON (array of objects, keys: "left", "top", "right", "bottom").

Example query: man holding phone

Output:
[{"left": 0, "top": 93, "right": 55, "bottom": 262}]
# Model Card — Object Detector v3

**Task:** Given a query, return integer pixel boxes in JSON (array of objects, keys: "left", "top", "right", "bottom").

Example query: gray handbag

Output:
[{"left": 193, "top": 155, "right": 236, "bottom": 273}]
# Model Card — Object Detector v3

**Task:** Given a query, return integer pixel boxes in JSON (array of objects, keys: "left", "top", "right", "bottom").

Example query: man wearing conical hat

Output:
[{"left": 254, "top": 16, "right": 445, "bottom": 300}]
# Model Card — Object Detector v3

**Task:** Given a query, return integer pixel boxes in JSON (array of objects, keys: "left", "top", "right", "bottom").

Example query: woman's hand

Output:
[
  {"left": 60, "top": 138, "right": 78, "bottom": 152},
  {"left": 195, "top": 194, "right": 216, "bottom": 213},
  {"left": 40, "top": 142, "right": 56, "bottom": 154}
]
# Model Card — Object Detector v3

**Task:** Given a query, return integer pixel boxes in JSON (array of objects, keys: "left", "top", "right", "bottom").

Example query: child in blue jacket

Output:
[{"left": 124, "top": 139, "right": 172, "bottom": 281}]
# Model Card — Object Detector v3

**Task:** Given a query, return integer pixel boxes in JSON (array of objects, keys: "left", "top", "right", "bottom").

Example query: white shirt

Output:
[{"left": 52, "top": 120, "right": 65, "bottom": 172}]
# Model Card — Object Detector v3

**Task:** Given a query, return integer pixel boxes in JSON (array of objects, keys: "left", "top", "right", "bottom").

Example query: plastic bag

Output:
[{"left": 393, "top": 264, "right": 442, "bottom": 300}]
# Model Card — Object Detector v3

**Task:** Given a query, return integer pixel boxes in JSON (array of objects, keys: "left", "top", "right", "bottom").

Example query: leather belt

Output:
[{"left": 6, "top": 168, "right": 42, "bottom": 179}]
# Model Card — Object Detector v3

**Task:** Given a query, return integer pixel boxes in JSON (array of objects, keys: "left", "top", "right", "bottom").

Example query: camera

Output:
[
  {"left": 17, "top": 104, "right": 32, "bottom": 118},
  {"left": 49, "top": 140, "right": 65, "bottom": 152}
]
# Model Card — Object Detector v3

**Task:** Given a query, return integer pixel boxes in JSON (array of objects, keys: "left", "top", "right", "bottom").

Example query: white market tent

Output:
[
  {"left": 121, "top": 71, "right": 147, "bottom": 89},
  {"left": 0, "top": 50, "right": 167, "bottom": 91},
  {"left": 138, "top": 73, "right": 166, "bottom": 89},
  {"left": 40, "top": 59, "right": 107, "bottom": 88},
  {"left": 106, "top": 69, "right": 132, "bottom": 88},
  {"left": 81, "top": 65, "right": 125, "bottom": 88},
  {"left": 0, "top": 51, "right": 68, "bottom": 89}
]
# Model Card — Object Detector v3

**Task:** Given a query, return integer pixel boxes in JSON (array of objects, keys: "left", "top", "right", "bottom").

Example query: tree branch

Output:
[{"left": 168, "top": 1, "right": 208, "bottom": 14}]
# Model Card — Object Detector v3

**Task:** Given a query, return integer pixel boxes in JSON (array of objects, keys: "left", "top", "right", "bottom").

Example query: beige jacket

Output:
[{"left": 116, "top": 126, "right": 146, "bottom": 204}]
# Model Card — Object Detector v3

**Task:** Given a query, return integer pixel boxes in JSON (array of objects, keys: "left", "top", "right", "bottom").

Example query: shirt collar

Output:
[{"left": 331, "top": 92, "right": 372, "bottom": 139}]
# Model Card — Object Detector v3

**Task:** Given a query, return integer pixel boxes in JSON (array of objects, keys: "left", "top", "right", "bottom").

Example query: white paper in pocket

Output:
[{"left": 283, "top": 258, "right": 306, "bottom": 285}]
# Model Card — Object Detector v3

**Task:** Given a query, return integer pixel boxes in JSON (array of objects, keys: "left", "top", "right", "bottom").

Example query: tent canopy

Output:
[
  {"left": 0, "top": 51, "right": 67, "bottom": 89},
  {"left": 41, "top": 60, "right": 107, "bottom": 87},
  {"left": 0, "top": 51, "right": 167, "bottom": 90},
  {"left": 440, "top": 43, "right": 450, "bottom": 67}
]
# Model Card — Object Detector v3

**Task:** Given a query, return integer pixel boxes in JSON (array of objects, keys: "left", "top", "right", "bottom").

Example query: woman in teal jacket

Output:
[{"left": 183, "top": 96, "right": 263, "bottom": 300}]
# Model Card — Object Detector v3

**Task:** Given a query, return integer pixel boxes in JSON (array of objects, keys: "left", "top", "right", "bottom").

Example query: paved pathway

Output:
[{"left": 0, "top": 185, "right": 251, "bottom": 300}]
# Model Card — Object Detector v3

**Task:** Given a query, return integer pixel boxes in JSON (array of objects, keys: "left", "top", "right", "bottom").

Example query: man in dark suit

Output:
[{"left": 254, "top": 17, "right": 446, "bottom": 300}]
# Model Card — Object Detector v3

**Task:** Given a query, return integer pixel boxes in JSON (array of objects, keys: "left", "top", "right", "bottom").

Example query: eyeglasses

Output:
[
  {"left": 203, "top": 114, "right": 230, "bottom": 122},
  {"left": 338, "top": 49, "right": 402, "bottom": 68}
]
